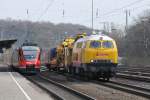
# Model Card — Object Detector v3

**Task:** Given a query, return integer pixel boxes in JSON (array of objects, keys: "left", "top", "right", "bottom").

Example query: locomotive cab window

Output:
[
  {"left": 102, "top": 41, "right": 114, "bottom": 48},
  {"left": 23, "top": 50, "right": 38, "bottom": 61},
  {"left": 90, "top": 41, "right": 101, "bottom": 48}
]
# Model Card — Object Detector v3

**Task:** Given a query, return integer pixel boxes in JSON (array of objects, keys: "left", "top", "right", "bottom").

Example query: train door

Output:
[
  {"left": 18, "top": 48, "right": 25, "bottom": 68},
  {"left": 81, "top": 41, "right": 86, "bottom": 64},
  {"left": 76, "top": 42, "right": 82, "bottom": 66}
]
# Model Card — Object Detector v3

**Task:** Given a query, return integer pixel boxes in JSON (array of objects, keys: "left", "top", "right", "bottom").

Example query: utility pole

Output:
[
  {"left": 92, "top": 0, "right": 94, "bottom": 31},
  {"left": 125, "top": 10, "right": 130, "bottom": 31},
  {"left": 0, "top": 29, "right": 3, "bottom": 40},
  {"left": 103, "top": 22, "right": 106, "bottom": 32},
  {"left": 62, "top": 9, "right": 65, "bottom": 18},
  {"left": 142, "top": 18, "right": 148, "bottom": 56},
  {"left": 26, "top": 9, "right": 29, "bottom": 43}
]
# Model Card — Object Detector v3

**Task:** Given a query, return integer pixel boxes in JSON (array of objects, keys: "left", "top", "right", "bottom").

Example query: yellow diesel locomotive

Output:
[{"left": 70, "top": 33, "right": 118, "bottom": 80}]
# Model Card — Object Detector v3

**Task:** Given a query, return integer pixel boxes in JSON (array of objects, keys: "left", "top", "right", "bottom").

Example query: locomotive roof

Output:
[
  {"left": 76, "top": 34, "right": 114, "bottom": 42},
  {"left": 22, "top": 46, "right": 40, "bottom": 51},
  {"left": 22, "top": 42, "right": 37, "bottom": 46}
]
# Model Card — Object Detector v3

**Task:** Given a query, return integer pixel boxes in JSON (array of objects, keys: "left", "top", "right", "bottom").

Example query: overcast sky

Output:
[{"left": 0, "top": 0, "right": 149, "bottom": 29}]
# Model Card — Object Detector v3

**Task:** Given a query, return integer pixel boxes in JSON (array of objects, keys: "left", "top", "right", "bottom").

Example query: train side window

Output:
[
  {"left": 82, "top": 42, "right": 86, "bottom": 48},
  {"left": 76, "top": 42, "right": 83, "bottom": 48},
  {"left": 102, "top": 41, "right": 114, "bottom": 48}
]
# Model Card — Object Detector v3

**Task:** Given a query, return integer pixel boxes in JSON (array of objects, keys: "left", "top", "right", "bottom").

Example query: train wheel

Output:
[
  {"left": 83, "top": 71, "right": 89, "bottom": 81},
  {"left": 106, "top": 77, "right": 110, "bottom": 81},
  {"left": 66, "top": 67, "right": 69, "bottom": 73},
  {"left": 75, "top": 67, "right": 80, "bottom": 75},
  {"left": 102, "top": 77, "right": 110, "bottom": 82},
  {"left": 70, "top": 67, "right": 76, "bottom": 75},
  {"left": 88, "top": 72, "right": 94, "bottom": 80},
  {"left": 105, "top": 72, "right": 110, "bottom": 82},
  {"left": 56, "top": 67, "right": 59, "bottom": 72},
  {"left": 48, "top": 67, "right": 51, "bottom": 71},
  {"left": 47, "top": 65, "right": 52, "bottom": 71},
  {"left": 68, "top": 67, "right": 73, "bottom": 74},
  {"left": 68, "top": 67, "right": 72, "bottom": 74},
  {"left": 79, "top": 68, "right": 84, "bottom": 77},
  {"left": 83, "top": 71, "right": 93, "bottom": 80},
  {"left": 102, "top": 72, "right": 110, "bottom": 82},
  {"left": 92, "top": 73, "right": 98, "bottom": 80},
  {"left": 102, "top": 77, "right": 106, "bottom": 81},
  {"left": 69, "top": 66, "right": 73, "bottom": 74}
]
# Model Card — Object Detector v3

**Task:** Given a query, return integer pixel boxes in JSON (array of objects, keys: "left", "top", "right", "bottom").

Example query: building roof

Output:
[{"left": 0, "top": 39, "right": 17, "bottom": 49}]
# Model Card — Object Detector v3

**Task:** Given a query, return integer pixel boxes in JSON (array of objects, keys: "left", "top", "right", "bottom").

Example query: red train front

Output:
[{"left": 11, "top": 43, "right": 41, "bottom": 73}]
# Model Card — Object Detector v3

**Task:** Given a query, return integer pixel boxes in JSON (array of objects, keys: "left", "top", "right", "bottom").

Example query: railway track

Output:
[
  {"left": 40, "top": 70, "right": 150, "bottom": 99},
  {"left": 116, "top": 72, "right": 150, "bottom": 82},
  {"left": 25, "top": 74, "right": 95, "bottom": 100},
  {"left": 118, "top": 71, "right": 150, "bottom": 77},
  {"left": 117, "top": 65, "right": 150, "bottom": 82},
  {"left": 93, "top": 80, "right": 150, "bottom": 99},
  {"left": 117, "top": 65, "right": 150, "bottom": 73}
]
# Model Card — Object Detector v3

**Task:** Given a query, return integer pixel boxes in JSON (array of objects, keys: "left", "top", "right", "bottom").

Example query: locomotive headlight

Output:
[
  {"left": 91, "top": 60, "right": 94, "bottom": 63},
  {"left": 110, "top": 60, "right": 113, "bottom": 63}
]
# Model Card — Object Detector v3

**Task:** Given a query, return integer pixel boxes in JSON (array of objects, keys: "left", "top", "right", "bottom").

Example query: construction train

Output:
[{"left": 44, "top": 32, "right": 118, "bottom": 81}]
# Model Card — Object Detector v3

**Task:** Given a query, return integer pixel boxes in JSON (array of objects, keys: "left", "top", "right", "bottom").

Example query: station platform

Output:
[{"left": 0, "top": 64, "right": 54, "bottom": 100}]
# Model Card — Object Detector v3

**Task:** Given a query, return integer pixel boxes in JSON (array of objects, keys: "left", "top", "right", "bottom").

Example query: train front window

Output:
[
  {"left": 90, "top": 41, "right": 101, "bottom": 48},
  {"left": 23, "top": 50, "right": 38, "bottom": 61},
  {"left": 102, "top": 41, "right": 114, "bottom": 48}
]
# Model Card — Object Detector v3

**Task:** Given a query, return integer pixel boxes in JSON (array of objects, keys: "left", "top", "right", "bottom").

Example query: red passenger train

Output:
[{"left": 11, "top": 43, "right": 41, "bottom": 73}]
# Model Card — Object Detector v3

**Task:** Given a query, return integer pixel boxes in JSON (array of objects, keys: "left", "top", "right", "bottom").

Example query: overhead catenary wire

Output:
[
  {"left": 37, "top": 0, "right": 55, "bottom": 21},
  {"left": 97, "top": 4, "right": 149, "bottom": 19},
  {"left": 35, "top": 0, "right": 147, "bottom": 31},
  {"left": 98, "top": 0, "right": 145, "bottom": 17}
]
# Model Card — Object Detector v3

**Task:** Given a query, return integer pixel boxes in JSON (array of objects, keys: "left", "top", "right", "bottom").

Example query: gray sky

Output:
[{"left": 0, "top": 0, "right": 149, "bottom": 29}]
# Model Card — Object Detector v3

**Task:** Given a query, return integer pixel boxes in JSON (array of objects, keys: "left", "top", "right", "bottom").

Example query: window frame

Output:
[
  {"left": 102, "top": 41, "right": 114, "bottom": 48},
  {"left": 76, "top": 42, "right": 83, "bottom": 48},
  {"left": 89, "top": 40, "right": 101, "bottom": 48}
]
